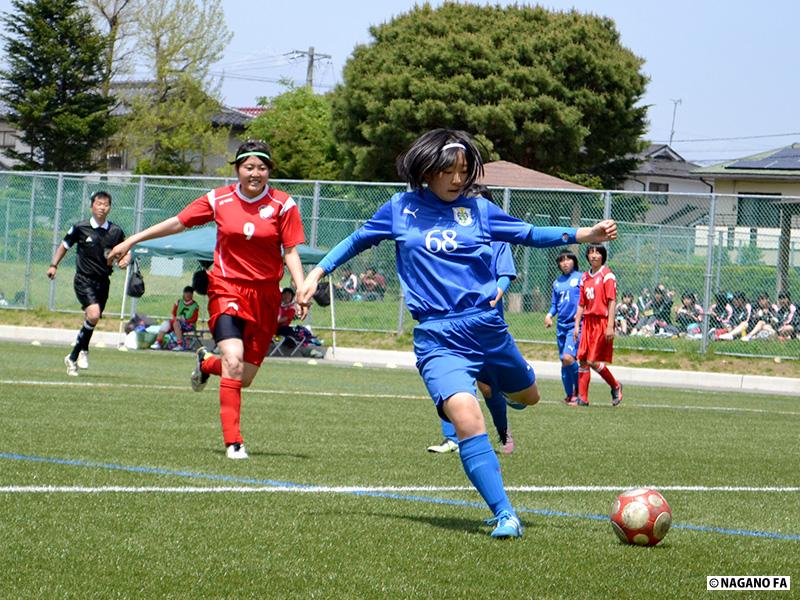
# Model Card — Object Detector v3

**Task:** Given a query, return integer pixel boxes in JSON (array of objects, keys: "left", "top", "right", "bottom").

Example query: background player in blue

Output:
[
  {"left": 427, "top": 184, "right": 518, "bottom": 455},
  {"left": 544, "top": 249, "right": 583, "bottom": 404},
  {"left": 297, "top": 128, "right": 617, "bottom": 539}
]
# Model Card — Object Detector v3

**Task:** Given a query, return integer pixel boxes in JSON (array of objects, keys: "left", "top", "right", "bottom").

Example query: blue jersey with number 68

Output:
[{"left": 318, "top": 188, "right": 577, "bottom": 321}]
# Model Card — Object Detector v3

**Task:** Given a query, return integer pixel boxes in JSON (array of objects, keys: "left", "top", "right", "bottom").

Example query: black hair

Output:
[
  {"left": 585, "top": 243, "right": 607, "bottom": 265},
  {"left": 622, "top": 290, "right": 633, "bottom": 298},
  {"left": 714, "top": 292, "right": 728, "bottom": 305},
  {"left": 778, "top": 291, "right": 791, "bottom": 301},
  {"left": 90, "top": 190, "right": 112, "bottom": 205},
  {"left": 733, "top": 291, "right": 747, "bottom": 302},
  {"left": 183, "top": 286, "right": 194, "bottom": 294},
  {"left": 396, "top": 128, "right": 484, "bottom": 191},
  {"left": 231, "top": 139, "right": 275, "bottom": 170},
  {"left": 757, "top": 291, "right": 770, "bottom": 301},
  {"left": 556, "top": 248, "right": 579, "bottom": 271},
  {"left": 282, "top": 287, "right": 296, "bottom": 298},
  {"left": 465, "top": 183, "right": 495, "bottom": 203},
  {"left": 681, "top": 290, "right": 695, "bottom": 301}
]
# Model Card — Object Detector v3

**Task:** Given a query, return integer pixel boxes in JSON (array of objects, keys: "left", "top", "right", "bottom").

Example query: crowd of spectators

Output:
[
  {"left": 614, "top": 284, "right": 799, "bottom": 341},
  {"left": 333, "top": 267, "right": 387, "bottom": 301}
]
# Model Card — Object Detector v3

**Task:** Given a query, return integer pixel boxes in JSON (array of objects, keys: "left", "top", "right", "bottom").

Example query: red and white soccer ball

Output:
[{"left": 610, "top": 488, "right": 672, "bottom": 546}]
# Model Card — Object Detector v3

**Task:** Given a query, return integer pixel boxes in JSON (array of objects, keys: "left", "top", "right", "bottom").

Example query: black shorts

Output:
[{"left": 74, "top": 273, "right": 110, "bottom": 313}]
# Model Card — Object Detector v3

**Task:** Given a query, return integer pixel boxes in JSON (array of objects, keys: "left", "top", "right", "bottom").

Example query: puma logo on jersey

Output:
[
  {"left": 85, "top": 236, "right": 92, "bottom": 242},
  {"left": 403, "top": 207, "right": 418, "bottom": 218}
]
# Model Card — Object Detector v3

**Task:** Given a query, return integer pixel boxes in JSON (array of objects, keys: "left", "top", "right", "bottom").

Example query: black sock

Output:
[{"left": 71, "top": 321, "right": 95, "bottom": 359}]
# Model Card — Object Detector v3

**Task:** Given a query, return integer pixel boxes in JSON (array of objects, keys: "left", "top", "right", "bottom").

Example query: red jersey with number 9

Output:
[
  {"left": 579, "top": 265, "right": 617, "bottom": 317},
  {"left": 177, "top": 184, "right": 305, "bottom": 282}
]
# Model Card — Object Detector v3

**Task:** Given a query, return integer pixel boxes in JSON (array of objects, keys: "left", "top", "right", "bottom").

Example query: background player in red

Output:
[
  {"left": 573, "top": 244, "right": 623, "bottom": 406},
  {"left": 108, "top": 140, "right": 306, "bottom": 459}
]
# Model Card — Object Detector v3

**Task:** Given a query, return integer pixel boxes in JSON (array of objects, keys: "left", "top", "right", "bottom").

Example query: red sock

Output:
[
  {"left": 578, "top": 366, "right": 591, "bottom": 402},
  {"left": 202, "top": 354, "right": 222, "bottom": 376},
  {"left": 219, "top": 377, "right": 243, "bottom": 445},
  {"left": 593, "top": 362, "right": 619, "bottom": 389}
]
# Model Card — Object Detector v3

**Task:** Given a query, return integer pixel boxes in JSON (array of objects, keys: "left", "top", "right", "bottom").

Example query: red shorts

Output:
[
  {"left": 207, "top": 273, "right": 281, "bottom": 366},
  {"left": 578, "top": 315, "right": 614, "bottom": 363}
]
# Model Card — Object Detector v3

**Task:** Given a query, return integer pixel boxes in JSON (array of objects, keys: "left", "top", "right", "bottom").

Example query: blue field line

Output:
[{"left": 2, "top": 452, "right": 798, "bottom": 542}]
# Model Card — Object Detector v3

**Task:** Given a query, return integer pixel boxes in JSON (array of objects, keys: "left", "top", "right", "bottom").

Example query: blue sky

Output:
[{"left": 2, "top": 0, "right": 798, "bottom": 164}]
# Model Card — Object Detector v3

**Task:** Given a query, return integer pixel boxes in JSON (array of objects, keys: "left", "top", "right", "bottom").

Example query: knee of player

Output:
[
  {"left": 562, "top": 355, "right": 575, "bottom": 366},
  {"left": 221, "top": 355, "right": 244, "bottom": 377}
]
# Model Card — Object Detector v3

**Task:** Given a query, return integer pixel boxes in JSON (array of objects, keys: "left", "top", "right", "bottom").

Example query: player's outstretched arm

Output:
[
  {"left": 107, "top": 217, "right": 186, "bottom": 266},
  {"left": 576, "top": 219, "right": 617, "bottom": 244}
]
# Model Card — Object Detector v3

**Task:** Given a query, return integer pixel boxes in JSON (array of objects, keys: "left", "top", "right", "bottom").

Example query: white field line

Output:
[
  {"left": 1, "top": 485, "right": 798, "bottom": 494},
  {"left": 3, "top": 379, "right": 799, "bottom": 417}
]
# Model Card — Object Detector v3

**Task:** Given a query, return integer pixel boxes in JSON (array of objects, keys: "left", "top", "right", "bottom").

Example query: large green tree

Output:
[
  {"left": 117, "top": 0, "right": 230, "bottom": 175},
  {"left": 246, "top": 85, "right": 340, "bottom": 180},
  {"left": 332, "top": 3, "right": 648, "bottom": 186},
  {"left": 0, "top": 0, "right": 114, "bottom": 171}
]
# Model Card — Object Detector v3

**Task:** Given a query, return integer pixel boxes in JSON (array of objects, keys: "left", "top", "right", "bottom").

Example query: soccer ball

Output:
[{"left": 610, "top": 488, "right": 672, "bottom": 546}]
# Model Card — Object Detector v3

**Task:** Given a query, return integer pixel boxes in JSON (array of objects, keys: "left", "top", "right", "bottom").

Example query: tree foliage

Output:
[
  {"left": 246, "top": 85, "right": 340, "bottom": 180},
  {"left": 332, "top": 3, "right": 648, "bottom": 186},
  {"left": 0, "top": 0, "right": 114, "bottom": 171},
  {"left": 115, "top": 0, "right": 231, "bottom": 175}
]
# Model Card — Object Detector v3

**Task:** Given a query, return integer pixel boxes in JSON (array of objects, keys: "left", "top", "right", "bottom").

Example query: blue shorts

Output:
[
  {"left": 556, "top": 324, "right": 580, "bottom": 360},
  {"left": 414, "top": 308, "right": 535, "bottom": 420}
]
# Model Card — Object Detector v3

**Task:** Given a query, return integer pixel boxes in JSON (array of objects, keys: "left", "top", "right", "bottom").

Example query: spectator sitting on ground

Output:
[
  {"left": 636, "top": 284, "right": 676, "bottom": 335},
  {"left": 334, "top": 268, "right": 359, "bottom": 300},
  {"left": 718, "top": 292, "right": 752, "bottom": 340},
  {"left": 152, "top": 285, "right": 199, "bottom": 351},
  {"left": 675, "top": 291, "right": 704, "bottom": 335},
  {"left": 615, "top": 291, "right": 639, "bottom": 335},
  {"left": 742, "top": 292, "right": 778, "bottom": 341},
  {"left": 775, "top": 291, "right": 798, "bottom": 339},
  {"left": 708, "top": 292, "right": 733, "bottom": 332},
  {"left": 359, "top": 267, "right": 386, "bottom": 301}
]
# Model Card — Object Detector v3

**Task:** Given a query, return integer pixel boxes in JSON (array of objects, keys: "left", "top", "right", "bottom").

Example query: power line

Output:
[{"left": 656, "top": 132, "right": 800, "bottom": 144}]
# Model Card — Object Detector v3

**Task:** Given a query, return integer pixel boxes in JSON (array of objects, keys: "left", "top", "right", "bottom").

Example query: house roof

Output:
[
  {"left": 479, "top": 160, "right": 588, "bottom": 190},
  {"left": 629, "top": 143, "right": 702, "bottom": 179},
  {"left": 693, "top": 143, "right": 800, "bottom": 179},
  {"left": 235, "top": 107, "right": 267, "bottom": 118}
]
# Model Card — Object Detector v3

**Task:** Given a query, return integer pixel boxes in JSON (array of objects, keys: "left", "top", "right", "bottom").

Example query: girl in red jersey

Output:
[
  {"left": 573, "top": 244, "right": 623, "bottom": 407},
  {"left": 108, "top": 140, "right": 306, "bottom": 459}
]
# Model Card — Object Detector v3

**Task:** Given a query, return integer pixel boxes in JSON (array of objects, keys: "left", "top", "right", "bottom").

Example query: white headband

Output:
[{"left": 442, "top": 142, "right": 466, "bottom": 152}]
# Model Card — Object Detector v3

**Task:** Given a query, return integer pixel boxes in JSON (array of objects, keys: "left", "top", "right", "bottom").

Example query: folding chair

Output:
[{"left": 269, "top": 335, "right": 304, "bottom": 357}]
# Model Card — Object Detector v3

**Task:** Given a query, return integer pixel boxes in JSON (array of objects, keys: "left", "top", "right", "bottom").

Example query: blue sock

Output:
[
  {"left": 569, "top": 362, "right": 580, "bottom": 396},
  {"left": 440, "top": 418, "right": 457, "bottom": 443},
  {"left": 484, "top": 390, "right": 508, "bottom": 440},
  {"left": 560, "top": 364, "right": 571, "bottom": 396},
  {"left": 459, "top": 433, "right": 513, "bottom": 517}
]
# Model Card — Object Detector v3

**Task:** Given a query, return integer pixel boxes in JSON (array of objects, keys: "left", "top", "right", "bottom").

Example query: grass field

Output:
[{"left": 1, "top": 341, "right": 798, "bottom": 599}]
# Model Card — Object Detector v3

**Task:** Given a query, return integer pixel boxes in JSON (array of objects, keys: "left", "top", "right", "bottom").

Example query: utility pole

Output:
[
  {"left": 292, "top": 46, "right": 332, "bottom": 89},
  {"left": 669, "top": 98, "right": 682, "bottom": 146}
]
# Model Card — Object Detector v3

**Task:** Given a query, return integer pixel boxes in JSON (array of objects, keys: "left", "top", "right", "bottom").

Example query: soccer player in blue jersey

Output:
[
  {"left": 297, "top": 129, "right": 617, "bottom": 539},
  {"left": 544, "top": 249, "right": 583, "bottom": 404},
  {"left": 427, "top": 184, "right": 518, "bottom": 455}
]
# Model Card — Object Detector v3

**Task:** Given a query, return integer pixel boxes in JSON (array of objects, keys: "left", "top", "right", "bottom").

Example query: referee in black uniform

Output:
[{"left": 47, "top": 191, "right": 130, "bottom": 376}]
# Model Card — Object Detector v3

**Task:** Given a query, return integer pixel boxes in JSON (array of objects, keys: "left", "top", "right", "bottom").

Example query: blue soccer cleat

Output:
[{"left": 486, "top": 511, "right": 523, "bottom": 538}]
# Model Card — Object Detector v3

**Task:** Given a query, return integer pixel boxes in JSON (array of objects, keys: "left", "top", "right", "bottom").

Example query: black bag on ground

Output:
[{"left": 126, "top": 258, "right": 145, "bottom": 298}]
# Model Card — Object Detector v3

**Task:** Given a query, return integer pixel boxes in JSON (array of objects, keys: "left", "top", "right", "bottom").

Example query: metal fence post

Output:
[
  {"left": 396, "top": 295, "right": 405, "bottom": 335},
  {"left": 128, "top": 176, "right": 146, "bottom": 316},
  {"left": 310, "top": 180, "right": 320, "bottom": 247},
  {"left": 653, "top": 224, "right": 662, "bottom": 286},
  {"left": 22, "top": 177, "right": 36, "bottom": 308},
  {"left": 48, "top": 174, "right": 64, "bottom": 310},
  {"left": 3, "top": 189, "right": 11, "bottom": 261},
  {"left": 701, "top": 194, "right": 717, "bottom": 354},
  {"left": 603, "top": 190, "right": 612, "bottom": 220},
  {"left": 502, "top": 187, "right": 511, "bottom": 213}
]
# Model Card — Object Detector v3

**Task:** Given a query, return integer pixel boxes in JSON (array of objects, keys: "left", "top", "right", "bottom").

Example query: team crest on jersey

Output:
[
  {"left": 452, "top": 207, "right": 473, "bottom": 226},
  {"left": 258, "top": 205, "right": 274, "bottom": 220}
]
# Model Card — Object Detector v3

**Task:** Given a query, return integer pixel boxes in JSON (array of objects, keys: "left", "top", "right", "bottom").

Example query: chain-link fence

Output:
[{"left": 1, "top": 171, "right": 799, "bottom": 359}]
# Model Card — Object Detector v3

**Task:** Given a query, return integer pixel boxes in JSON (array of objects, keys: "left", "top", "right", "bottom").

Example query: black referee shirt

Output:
[{"left": 62, "top": 218, "right": 126, "bottom": 279}]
